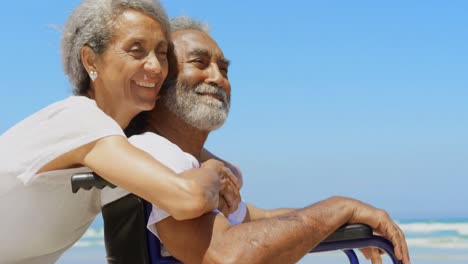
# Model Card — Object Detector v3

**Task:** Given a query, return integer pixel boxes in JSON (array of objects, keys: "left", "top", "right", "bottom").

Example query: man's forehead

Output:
[{"left": 171, "top": 29, "right": 225, "bottom": 59}]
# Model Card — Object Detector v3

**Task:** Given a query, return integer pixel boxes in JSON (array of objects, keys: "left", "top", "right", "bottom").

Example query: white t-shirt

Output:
[
  {"left": 112, "top": 132, "right": 247, "bottom": 239},
  {"left": 0, "top": 96, "right": 125, "bottom": 264}
]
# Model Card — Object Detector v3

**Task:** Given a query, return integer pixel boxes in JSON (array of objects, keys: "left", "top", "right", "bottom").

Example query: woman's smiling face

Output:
[{"left": 90, "top": 9, "right": 169, "bottom": 120}]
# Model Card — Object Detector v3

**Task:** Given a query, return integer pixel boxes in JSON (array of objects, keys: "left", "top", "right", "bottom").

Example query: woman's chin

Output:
[{"left": 136, "top": 99, "right": 157, "bottom": 112}]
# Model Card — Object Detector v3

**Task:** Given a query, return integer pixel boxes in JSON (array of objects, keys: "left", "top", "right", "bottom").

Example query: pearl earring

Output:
[{"left": 89, "top": 70, "right": 98, "bottom": 81}]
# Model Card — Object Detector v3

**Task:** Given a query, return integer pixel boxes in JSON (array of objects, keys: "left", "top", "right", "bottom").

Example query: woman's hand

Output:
[
  {"left": 200, "top": 148, "right": 243, "bottom": 187},
  {"left": 201, "top": 159, "right": 241, "bottom": 215},
  {"left": 217, "top": 177, "right": 241, "bottom": 216}
]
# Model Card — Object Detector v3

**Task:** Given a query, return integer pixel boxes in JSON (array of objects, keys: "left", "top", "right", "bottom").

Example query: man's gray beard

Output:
[{"left": 162, "top": 80, "right": 230, "bottom": 131}]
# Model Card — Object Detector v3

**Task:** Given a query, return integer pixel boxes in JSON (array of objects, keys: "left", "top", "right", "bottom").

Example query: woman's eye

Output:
[{"left": 129, "top": 46, "right": 144, "bottom": 56}]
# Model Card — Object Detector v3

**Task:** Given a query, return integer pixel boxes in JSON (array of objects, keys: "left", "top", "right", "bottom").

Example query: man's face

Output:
[{"left": 162, "top": 29, "right": 231, "bottom": 131}]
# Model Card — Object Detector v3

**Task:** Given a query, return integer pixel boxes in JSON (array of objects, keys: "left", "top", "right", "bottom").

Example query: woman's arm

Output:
[{"left": 81, "top": 136, "right": 224, "bottom": 220}]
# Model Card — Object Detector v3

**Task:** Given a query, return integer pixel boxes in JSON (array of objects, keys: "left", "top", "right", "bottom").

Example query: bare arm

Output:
[
  {"left": 244, "top": 203, "right": 395, "bottom": 264},
  {"left": 156, "top": 196, "right": 410, "bottom": 264},
  {"left": 45, "top": 136, "right": 224, "bottom": 220},
  {"left": 194, "top": 155, "right": 403, "bottom": 263}
]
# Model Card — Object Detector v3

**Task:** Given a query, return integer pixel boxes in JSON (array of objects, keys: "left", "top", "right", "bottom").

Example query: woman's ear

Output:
[{"left": 80, "top": 45, "right": 97, "bottom": 73}]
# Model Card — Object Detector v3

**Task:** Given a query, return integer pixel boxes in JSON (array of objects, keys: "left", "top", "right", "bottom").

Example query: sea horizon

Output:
[{"left": 58, "top": 217, "right": 468, "bottom": 263}]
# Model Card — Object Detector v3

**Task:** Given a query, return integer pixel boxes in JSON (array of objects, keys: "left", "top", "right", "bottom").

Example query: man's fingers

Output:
[
  {"left": 395, "top": 224, "right": 410, "bottom": 264},
  {"left": 360, "top": 248, "right": 382, "bottom": 264},
  {"left": 378, "top": 214, "right": 410, "bottom": 264},
  {"left": 389, "top": 224, "right": 404, "bottom": 262},
  {"left": 371, "top": 255, "right": 382, "bottom": 264},
  {"left": 350, "top": 201, "right": 410, "bottom": 264}
]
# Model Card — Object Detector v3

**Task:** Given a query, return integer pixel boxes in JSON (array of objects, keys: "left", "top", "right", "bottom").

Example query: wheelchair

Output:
[{"left": 72, "top": 172, "right": 402, "bottom": 264}]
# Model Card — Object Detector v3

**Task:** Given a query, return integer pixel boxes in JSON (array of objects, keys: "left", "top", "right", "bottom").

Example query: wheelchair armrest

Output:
[
  {"left": 312, "top": 224, "right": 402, "bottom": 264},
  {"left": 71, "top": 172, "right": 116, "bottom": 193},
  {"left": 321, "top": 224, "right": 372, "bottom": 243}
]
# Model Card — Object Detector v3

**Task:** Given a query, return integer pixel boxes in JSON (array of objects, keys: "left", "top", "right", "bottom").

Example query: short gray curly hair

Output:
[
  {"left": 170, "top": 16, "right": 210, "bottom": 34},
  {"left": 62, "top": 0, "right": 170, "bottom": 95}
]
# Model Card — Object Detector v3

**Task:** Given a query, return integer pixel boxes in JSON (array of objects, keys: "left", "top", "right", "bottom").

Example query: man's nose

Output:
[{"left": 205, "top": 63, "right": 225, "bottom": 87}]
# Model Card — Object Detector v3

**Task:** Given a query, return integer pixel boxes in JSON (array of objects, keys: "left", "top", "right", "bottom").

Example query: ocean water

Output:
[{"left": 59, "top": 218, "right": 468, "bottom": 263}]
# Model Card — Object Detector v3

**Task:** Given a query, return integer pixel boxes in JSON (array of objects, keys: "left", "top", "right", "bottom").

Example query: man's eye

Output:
[
  {"left": 156, "top": 51, "right": 168, "bottom": 62},
  {"left": 187, "top": 58, "right": 208, "bottom": 68},
  {"left": 219, "top": 66, "right": 229, "bottom": 76},
  {"left": 157, "top": 50, "right": 167, "bottom": 56}
]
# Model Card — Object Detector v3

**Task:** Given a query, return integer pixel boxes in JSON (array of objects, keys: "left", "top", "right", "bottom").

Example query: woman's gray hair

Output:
[
  {"left": 62, "top": 0, "right": 170, "bottom": 95},
  {"left": 170, "top": 16, "right": 210, "bottom": 34}
]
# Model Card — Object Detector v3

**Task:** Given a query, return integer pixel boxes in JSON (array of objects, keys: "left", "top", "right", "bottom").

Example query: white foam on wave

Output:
[
  {"left": 399, "top": 222, "right": 468, "bottom": 236},
  {"left": 74, "top": 240, "right": 105, "bottom": 248},
  {"left": 75, "top": 228, "right": 105, "bottom": 247},
  {"left": 407, "top": 237, "right": 468, "bottom": 249},
  {"left": 82, "top": 228, "right": 104, "bottom": 239}
]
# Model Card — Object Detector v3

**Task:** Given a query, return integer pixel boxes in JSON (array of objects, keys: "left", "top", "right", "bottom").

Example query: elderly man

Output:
[{"left": 109, "top": 17, "right": 410, "bottom": 264}]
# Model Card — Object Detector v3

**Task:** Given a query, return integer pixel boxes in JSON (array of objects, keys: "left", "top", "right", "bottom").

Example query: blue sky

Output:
[{"left": 0, "top": 1, "right": 466, "bottom": 220}]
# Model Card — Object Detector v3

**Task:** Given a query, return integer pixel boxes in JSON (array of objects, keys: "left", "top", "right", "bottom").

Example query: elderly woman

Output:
[{"left": 0, "top": 0, "right": 238, "bottom": 263}]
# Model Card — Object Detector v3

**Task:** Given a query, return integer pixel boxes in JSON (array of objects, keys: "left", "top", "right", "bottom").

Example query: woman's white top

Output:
[{"left": 0, "top": 96, "right": 124, "bottom": 263}]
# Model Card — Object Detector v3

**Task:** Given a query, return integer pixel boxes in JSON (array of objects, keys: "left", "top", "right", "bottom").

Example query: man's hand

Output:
[
  {"left": 347, "top": 199, "right": 410, "bottom": 264},
  {"left": 360, "top": 248, "right": 384, "bottom": 264},
  {"left": 201, "top": 159, "right": 241, "bottom": 215}
]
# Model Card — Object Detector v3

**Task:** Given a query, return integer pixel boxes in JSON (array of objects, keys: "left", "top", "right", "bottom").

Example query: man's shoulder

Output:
[
  {"left": 129, "top": 132, "right": 197, "bottom": 173},
  {"left": 129, "top": 132, "right": 181, "bottom": 153}
]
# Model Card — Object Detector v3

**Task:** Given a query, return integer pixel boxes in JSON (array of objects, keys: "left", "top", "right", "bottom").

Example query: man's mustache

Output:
[{"left": 194, "top": 84, "right": 229, "bottom": 105}]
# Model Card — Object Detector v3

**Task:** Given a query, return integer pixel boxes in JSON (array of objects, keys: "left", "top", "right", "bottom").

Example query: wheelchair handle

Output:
[{"left": 71, "top": 172, "right": 116, "bottom": 193}]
